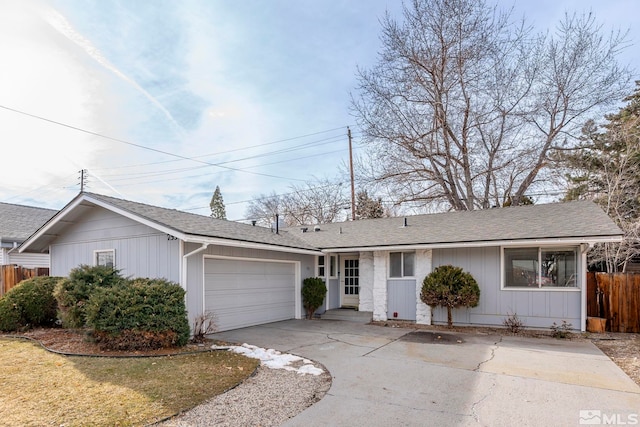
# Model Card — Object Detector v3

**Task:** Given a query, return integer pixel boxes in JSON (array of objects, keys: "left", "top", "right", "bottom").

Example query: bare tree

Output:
[
  {"left": 564, "top": 83, "right": 640, "bottom": 272},
  {"left": 352, "top": 0, "right": 631, "bottom": 211},
  {"left": 355, "top": 190, "right": 387, "bottom": 219},
  {"left": 245, "top": 179, "right": 349, "bottom": 226},
  {"left": 245, "top": 191, "right": 285, "bottom": 227}
]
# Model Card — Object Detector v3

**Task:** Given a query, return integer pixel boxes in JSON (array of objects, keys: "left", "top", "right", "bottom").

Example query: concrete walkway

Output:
[{"left": 213, "top": 320, "right": 640, "bottom": 427}]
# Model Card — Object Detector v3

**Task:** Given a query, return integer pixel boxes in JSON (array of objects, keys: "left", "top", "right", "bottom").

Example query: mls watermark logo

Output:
[{"left": 579, "top": 410, "right": 639, "bottom": 425}]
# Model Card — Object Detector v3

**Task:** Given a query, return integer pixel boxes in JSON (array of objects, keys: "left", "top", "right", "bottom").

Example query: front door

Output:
[{"left": 340, "top": 256, "right": 359, "bottom": 308}]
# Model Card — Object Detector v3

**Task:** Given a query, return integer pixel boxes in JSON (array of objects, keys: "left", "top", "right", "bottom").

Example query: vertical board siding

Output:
[
  {"left": 49, "top": 207, "right": 180, "bottom": 281},
  {"left": 387, "top": 279, "right": 417, "bottom": 320},
  {"left": 328, "top": 278, "right": 340, "bottom": 309},
  {"left": 432, "top": 247, "right": 581, "bottom": 328}
]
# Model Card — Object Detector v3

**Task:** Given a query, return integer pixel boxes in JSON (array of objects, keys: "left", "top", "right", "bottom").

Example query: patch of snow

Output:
[{"left": 216, "top": 343, "right": 324, "bottom": 376}]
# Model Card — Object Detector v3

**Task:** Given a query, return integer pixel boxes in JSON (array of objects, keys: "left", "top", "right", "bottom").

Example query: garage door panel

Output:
[{"left": 204, "top": 258, "right": 296, "bottom": 331}]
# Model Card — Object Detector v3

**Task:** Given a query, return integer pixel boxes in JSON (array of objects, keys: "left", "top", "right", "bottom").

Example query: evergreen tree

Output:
[
  {"left": 209, "top": 186, "right": 227, "bottom": 220},
  {"left": 355, "top": 190, "right": 385, "bottom": 219},
  {"left": 563, "top": 82, "right": 640, "bottom": 271}
]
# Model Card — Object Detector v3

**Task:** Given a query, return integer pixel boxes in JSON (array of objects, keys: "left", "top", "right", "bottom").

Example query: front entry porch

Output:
[{"left": 320, "top": 308, "right": 372, "bottom": 323}]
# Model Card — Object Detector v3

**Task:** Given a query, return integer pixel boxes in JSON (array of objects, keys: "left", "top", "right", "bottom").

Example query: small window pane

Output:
[
  {"left": 504, "top": 248, "right": 538, "bottom": 287},
  {"left": 403, "top": 252, "right": 415, "bottom": 277},
  {"left": 96, "top": 250, "right": 114, "bottom": 268},
  {"left": 390, "top": 252, "right": 402, "bottom": 277},
  {"left": 541, "top": 249, "right": 577, "bottom": 287},
  {"left": 329, "top": 256, "right": 336, "bottom": 277}
]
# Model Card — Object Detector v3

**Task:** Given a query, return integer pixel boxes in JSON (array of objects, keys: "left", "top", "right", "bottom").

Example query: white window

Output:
[
  {"left": 389, "top": 252, "right": 415, "bottom": 278},
  {"left": 317, "top": 255, "right": 337, "bottom": 278},
  {"left": 94, "top": 249, "right": 115, "bottom": 268},
  {"left": 317, "top": 256, "right": 326, "bottom": 277},
  {"left": 503, "top": 247, "right": 577, "bottom": 288}
]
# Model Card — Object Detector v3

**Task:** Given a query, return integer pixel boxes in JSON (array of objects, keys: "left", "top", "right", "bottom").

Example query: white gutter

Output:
[
  {"left": 320, "top": 236, "right": 622, "bottom": 253},
  {"left": 580, "top": 243, "right": 594, "bottom": 333},
  {"left": 181, "top": 243, "right": 209, "bottom": 290},
  {"left": 185, "top": 237, "right": 322, "bottom": 256}
]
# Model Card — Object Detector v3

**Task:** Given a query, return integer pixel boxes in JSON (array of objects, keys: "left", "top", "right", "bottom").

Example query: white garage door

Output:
[{"left": 204, "top": 257, "right": 296, "bottom": 331}]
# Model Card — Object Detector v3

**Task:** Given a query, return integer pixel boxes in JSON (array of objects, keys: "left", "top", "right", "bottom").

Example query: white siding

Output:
[
  {"left": 7, "top": 252, "right": 50, "bottom": 268},
  {"left": 49, "top": 207, "right": 179, "bottom": 281}
]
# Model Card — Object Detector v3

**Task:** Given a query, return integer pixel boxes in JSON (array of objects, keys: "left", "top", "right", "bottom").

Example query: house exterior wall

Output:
[
  {"left": 387, "top": 279, "right": 416, "bottom": 320},
  {"left": 327, "top": 278, "right": 340, "bottom": 309},
  {"left": 431, "top": 247, "right": 582, "bottom": 329},
  {"left": 358, "top": 251, "right": 374, "bottom": 312},
  {"left": 49, "top": 207, "right": 180, "bottom": 281},
  {"left": 415, "top": 249, "right": 432, "bottom": 324},
  {"left": 6, "top": 252, "right": 50, "bottom": 268},
  {"left": 183, "top": 242, "right": 315, "bottom": 328},
  {"left": 372, "top": 251, "right": 388, "bottom": 321}
]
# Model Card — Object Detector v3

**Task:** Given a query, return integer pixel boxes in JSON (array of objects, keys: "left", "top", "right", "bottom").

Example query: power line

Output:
[{"left": 0, "top": 104, "right": 321, "bottom": 182}]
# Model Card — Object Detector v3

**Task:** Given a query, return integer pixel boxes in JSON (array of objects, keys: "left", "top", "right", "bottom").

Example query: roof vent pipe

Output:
[
  {"left": 251, "top": 220, "right": 256, "bottom": 227},
  {"left": 403, "top": 217, "right": 408, "bottom": 227},
  {"left": 275, "top": 214, "right": 279, "bottom": 234},
  {"left": 339, "top": 227, "right": 342, "bottom": 235},
  {"left": 314, "top": 225, "right": 321, "bottom": 232},
  {"left": 301, "top": 227, "right": 308, "bottom": 233}
]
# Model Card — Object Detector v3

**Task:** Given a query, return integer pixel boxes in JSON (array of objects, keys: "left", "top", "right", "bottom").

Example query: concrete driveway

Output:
[{"left": 213, "top": 320, "right": 640, "bottom": 427}]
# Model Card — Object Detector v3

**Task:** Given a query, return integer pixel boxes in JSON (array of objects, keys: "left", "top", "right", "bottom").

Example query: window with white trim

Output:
[
  {"left": 317, "top": 255, "right": 337, "bottom": 278},
  {"left": 503, "top": 247, "right": 577, "bottom": 288},
  {"left": 317, "top": 256, "right": 325, "bottom": 277},
  {"left": 95, "top": 249, "right": 115, "bottom": 268},
  {"left": 389, "top": 252, "right": 415, "bottom": 278}
]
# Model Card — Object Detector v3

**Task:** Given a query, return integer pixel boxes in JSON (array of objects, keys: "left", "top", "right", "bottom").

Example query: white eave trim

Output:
[
  {"left": 320, "top": 235, "right": 623, "bottom": 253},
  {"left": 184, "top": 236, "right": 321, "bottom": 256}
]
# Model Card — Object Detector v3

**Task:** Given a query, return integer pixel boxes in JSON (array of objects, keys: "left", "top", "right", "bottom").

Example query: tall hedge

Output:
[
  {"left": 54, "top": 265, "right": 124, "bottom": 328},
  {"left": 0, "top": 276, "right": 63, "bottom": 332},
  {"left": 302, "top": 277, "right": 327, "bottom": 319},
  {"left": 85, "top": 278, "right": 190, "bottom": 350}
]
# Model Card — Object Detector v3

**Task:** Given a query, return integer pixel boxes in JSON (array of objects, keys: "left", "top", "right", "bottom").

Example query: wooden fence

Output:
[
  {"left": 0, "top": 264, "right": 49, "bottom": 297},
  {"left": 587, "top": 272, "right": 640, "bottom": 333}
]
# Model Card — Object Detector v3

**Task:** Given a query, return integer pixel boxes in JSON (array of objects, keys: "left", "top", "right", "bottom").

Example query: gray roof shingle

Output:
[
  {"left": 0, "top": 202, "right": 57, "bottom": 242},
  {"left": 284, "top": 200, "right": 622, "bottom": 250},
  {"left": 84, "top": 193, "right": 318, "bottom": 251}
]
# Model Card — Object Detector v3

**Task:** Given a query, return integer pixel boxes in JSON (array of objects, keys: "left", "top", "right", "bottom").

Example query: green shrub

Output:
[
  {"left": 302, "top": 277, "right": 327, "bottom": 319},
  {"left": 54, "top": 265, "right": 124, "bottom": 328},
  {"left": 85, "top": 278, "right": 190, "bottom": 350},
  {"left": 421, "top": 265, "right": 480, "bottom": 327},
  {"left": 0, "top": 276, "right": 63, "bottom": 332}
]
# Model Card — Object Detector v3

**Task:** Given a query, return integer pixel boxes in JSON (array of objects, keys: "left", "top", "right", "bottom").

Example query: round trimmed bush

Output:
[
  {"left": 85, "top": 278, "right": 190, "bottom": 350},
  {"left": 421, "top": 265, "right": 480, "bottom": 327},
  {"left": 0, "top": 276, "right": 63, "bottom": 332}
]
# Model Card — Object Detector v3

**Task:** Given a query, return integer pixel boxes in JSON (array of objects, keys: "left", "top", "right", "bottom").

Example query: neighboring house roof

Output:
[
  {"left": 285, "top": 200, "right": 623, "bottom": 251},
  {"left": 19, "top": 192, "right": 320, "bottom": 254},
  {"left": 0, "top": 201, "right": 57, "bottom": 244}
]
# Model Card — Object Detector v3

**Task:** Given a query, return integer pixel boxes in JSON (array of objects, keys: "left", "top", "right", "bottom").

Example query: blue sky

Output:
[{"left": 1, "top": 0, "right": 638, "bottom": 221}]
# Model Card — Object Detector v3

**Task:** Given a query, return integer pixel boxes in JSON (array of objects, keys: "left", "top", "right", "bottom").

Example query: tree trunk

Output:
[{"left": 447, "top": 306, "right": 453, "bottom": 328}]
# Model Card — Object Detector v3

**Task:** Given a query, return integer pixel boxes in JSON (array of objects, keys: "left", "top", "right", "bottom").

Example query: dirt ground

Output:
[
  {"left": 10, "top": 328, "right": 213, "bottom": 357},
  {"left": 373, "top": 320, "right": 640, "bottom": 386}
]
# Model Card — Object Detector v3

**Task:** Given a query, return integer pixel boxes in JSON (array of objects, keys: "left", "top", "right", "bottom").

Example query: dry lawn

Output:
[{"left": 0, "top": 338, "right": 259, "bottom": 427}]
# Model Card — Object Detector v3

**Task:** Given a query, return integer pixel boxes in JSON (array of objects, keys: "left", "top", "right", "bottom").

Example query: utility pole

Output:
[
  {"left": 348, "top": 127, "right": 356, "bottom": 220},
  {"left": 79, "top": 169, "right": 87, "bottom": 192}
]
